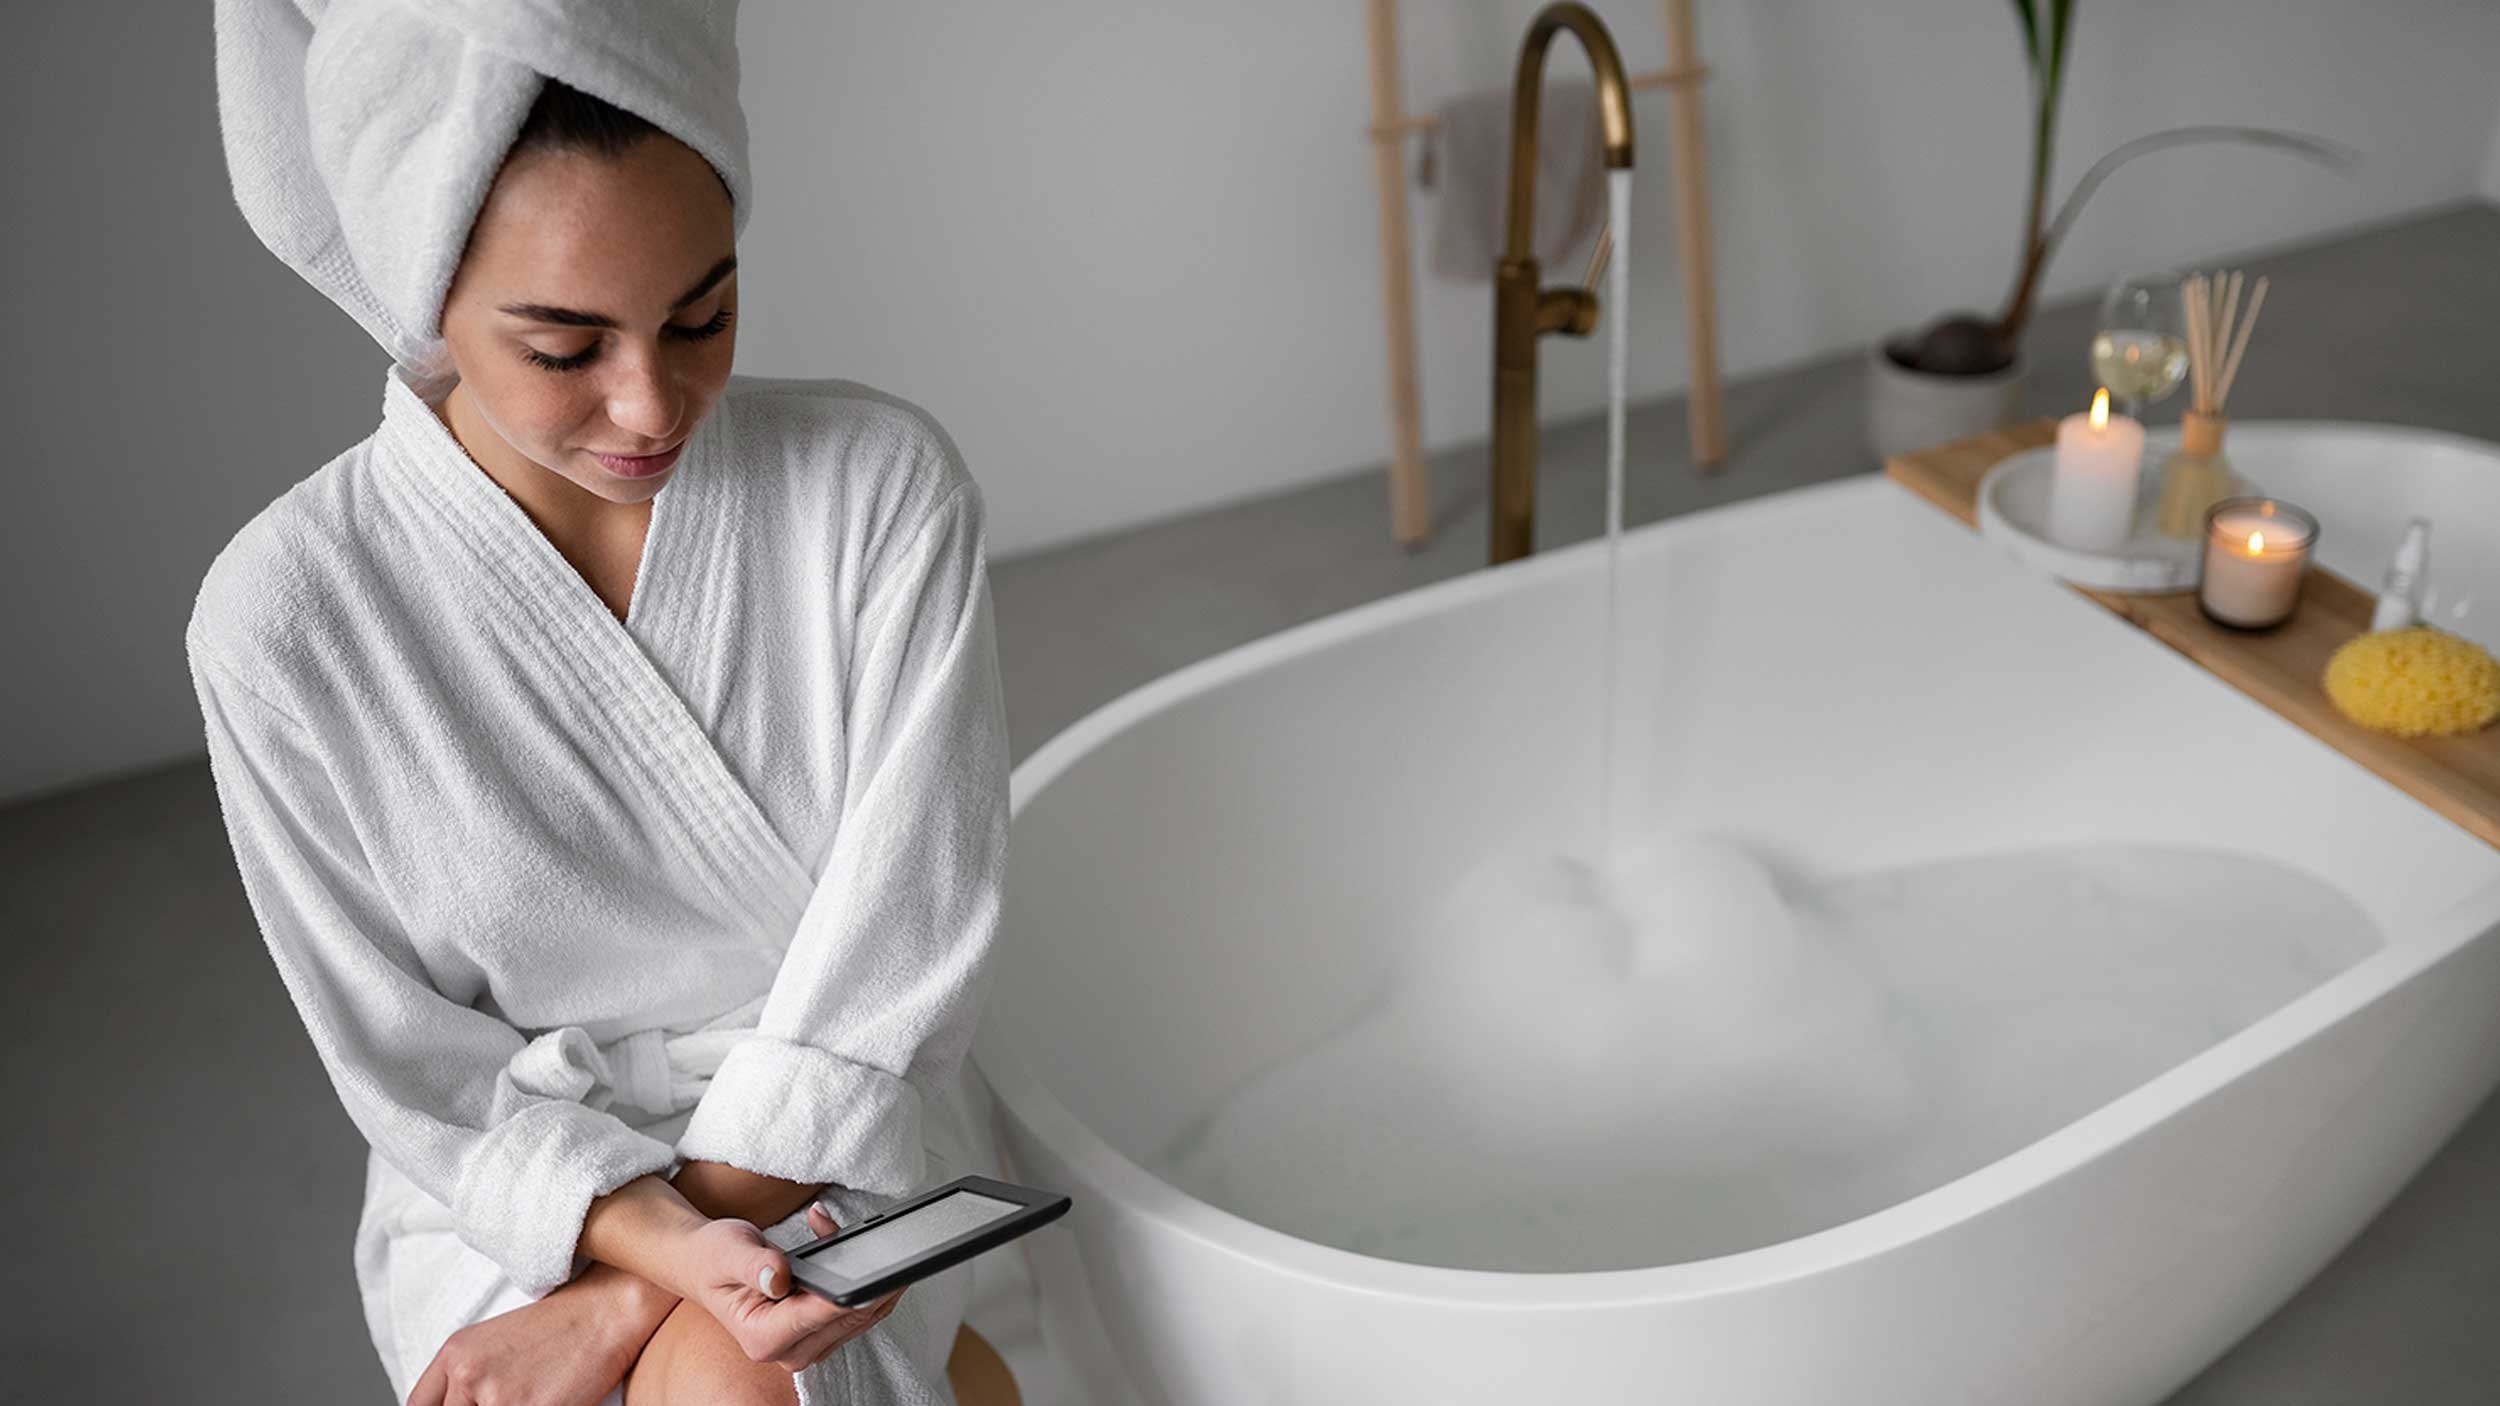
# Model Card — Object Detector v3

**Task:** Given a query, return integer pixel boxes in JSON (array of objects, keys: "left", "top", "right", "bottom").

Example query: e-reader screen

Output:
[
  {"left": 807, "top": 1189, "right": 1021, "bottom": 1280},
  {"left": 787, "top": 1174, "right": 1072, "bottom": 1306}
]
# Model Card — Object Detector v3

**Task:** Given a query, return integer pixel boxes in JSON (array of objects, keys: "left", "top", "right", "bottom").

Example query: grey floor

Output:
[{"left": 10, "top": 201, "right": 2497, "bottom": 1402}]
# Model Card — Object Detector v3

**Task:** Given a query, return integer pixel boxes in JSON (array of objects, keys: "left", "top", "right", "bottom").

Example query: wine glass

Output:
[{"left": 2091, "top": 271, "right": 2189, "bottom": 421}]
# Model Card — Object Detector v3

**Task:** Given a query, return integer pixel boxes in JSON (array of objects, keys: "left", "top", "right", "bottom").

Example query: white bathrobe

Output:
[{"left": 185, "top": 361, "right": 1011, "bottom": 1406}]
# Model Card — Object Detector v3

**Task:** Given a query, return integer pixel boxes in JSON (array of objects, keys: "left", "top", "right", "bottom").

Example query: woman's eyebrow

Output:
[{"left": 496, "top": 253, "right": 738, "bottom": 328}]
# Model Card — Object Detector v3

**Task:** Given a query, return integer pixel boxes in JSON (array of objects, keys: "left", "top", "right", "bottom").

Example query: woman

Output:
[{"left": 197, "top": 5, "right": 1008, "bottom": 1404}]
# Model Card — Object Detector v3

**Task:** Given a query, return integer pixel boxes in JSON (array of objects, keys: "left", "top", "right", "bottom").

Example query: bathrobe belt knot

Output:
[{"left": 504, "top": 993, "right": 775, "bottom": 1124}]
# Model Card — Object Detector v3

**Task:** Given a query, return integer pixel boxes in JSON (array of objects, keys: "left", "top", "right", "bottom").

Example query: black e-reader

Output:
[{"left": 786, "top": 1175, "right": 1072, "bottom": 1308}]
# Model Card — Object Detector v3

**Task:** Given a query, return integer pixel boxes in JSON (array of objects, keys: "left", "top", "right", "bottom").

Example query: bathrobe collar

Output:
[
  {"left": 373, "top": 362, "right": 819, "bottom": 941},
  {"left": 376, "top": 363, "right": 712, "bottom": 643}
]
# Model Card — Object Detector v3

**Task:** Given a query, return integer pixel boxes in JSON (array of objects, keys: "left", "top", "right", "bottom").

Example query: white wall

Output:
[
  {"left": 7, "top": 0, "right": 2500, "bottom": 806},
  {"left": 733, "top": 0, "right": 2500, "bottom": 558}
]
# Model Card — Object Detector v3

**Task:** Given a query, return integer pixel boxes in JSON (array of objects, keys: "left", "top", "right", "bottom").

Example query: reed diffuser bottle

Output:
[{"left": 2157, "top": 269, "right": 2270, "bottom": 539}]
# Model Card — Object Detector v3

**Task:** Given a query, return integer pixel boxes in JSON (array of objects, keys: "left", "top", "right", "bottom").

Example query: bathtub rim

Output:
[{"left": 976, "top": 468, "right": 2500, "bottom": 1310}]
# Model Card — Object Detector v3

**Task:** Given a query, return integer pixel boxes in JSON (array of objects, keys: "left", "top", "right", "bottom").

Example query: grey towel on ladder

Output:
[{"left": 1422, "top": 77, "right": 1607, "bottom": 283}]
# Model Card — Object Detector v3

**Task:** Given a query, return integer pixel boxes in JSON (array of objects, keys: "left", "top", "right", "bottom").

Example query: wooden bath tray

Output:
[{"left": 1887, "top": 421, "right": 2500, "bottom": 852}]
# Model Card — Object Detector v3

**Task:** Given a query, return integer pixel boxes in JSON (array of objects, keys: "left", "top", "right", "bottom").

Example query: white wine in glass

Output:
[
  {"left": 2089, "top": 329, "right": 2189, "bottom": 406},
  {"left": 2093, "top": 271, "right": 2189, "bottom": 418}
]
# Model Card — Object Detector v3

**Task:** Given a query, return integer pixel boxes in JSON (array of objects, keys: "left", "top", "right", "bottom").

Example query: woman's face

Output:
[{"left": 436, "top": 133, "right": 737, "bottom": 506}]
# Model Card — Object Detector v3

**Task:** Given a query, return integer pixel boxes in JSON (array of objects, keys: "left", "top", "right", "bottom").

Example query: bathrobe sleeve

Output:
[
  {"left": 674, "top": 476, "right": 1011, "bottom": 1198},
  {"left": 185, "top": 635, "right": 683, "bottom": 1298}
]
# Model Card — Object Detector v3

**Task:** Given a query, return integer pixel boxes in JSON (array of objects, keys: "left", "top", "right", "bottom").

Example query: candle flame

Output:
[
  {"left": 2090, "top": 388, "right": 2109, "bottom": 429},
  {"left": 2248, "top": 531, "right": 2266, "bottom": 553}
]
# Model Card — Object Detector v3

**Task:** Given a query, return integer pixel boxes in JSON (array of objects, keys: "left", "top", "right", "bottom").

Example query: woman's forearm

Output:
[
  {"left": 579, "top": 1174, "right": 714, "bottom": 1299},
  {"left": 568, "top": 1257, "right": 684, "bottom": 1352},
  {"left": 671, "top": 1158, "right": 826, "bottom": 1231},
  {"left": 577, "top": 1163, "right": 828, "bottom": 1302},
  {"left": 561, "top": 1168, "right": 851, "bottom": 1380},
  {"left": 559, "top": 1166, "right": 824, "bottom": 1363}
]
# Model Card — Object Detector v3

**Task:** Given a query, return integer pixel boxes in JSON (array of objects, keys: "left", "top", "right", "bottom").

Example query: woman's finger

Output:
[
  {"left": 803, "top": 1289, "right": 908, "bottom": 1368},
  {"left": 733, "top": 1256, "right": 848, "bottom": 1362},
  {"left": 407, "top": 1352, "right": 448, "bottom": 1406},
  {"left": 720, "top": 1277, "right": 835, "bottom": 1364},
  {"left": 751, "top": 1243, "right": 796, "bottom": 1300},
  {"left": 805, "top": 1201, "right": 839, "bottom": 1236},
  {"left": 747, "top": 1283, "right": 849, "bottom": 1362},
  {"left": 785, "top": 1319, "right": 855, "bottom": 1370},
  {"left": 772, "top": 1283, "right": 887, "bottom": 1370},
  {"left": 788, "top": 1305, "right": 881, "bottom": 1369}
]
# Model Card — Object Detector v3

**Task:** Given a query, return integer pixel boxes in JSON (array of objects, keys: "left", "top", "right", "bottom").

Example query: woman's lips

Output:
[{"left": 589, "top": 440, "right": 684, "bottom": 478}]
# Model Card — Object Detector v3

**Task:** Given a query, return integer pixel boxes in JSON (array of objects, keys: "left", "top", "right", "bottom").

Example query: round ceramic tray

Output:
[{"left": 1976, "top": 443, "right": 2202, "bottom": 594}]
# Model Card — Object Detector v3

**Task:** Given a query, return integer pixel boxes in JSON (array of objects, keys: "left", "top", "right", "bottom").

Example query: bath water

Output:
[{"left": 1152, "top": 830, "right": 2381, "bottom": 1272}]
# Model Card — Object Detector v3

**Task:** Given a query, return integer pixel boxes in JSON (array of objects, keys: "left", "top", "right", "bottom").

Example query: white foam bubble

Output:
[{"left": 1153, "top": 828, "right": 2381, "bottom": 1272}]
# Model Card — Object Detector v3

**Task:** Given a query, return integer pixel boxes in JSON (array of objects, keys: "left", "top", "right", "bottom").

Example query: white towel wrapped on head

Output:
[{"left": 212, "top": 0, "right": 753, "bottom": 382}]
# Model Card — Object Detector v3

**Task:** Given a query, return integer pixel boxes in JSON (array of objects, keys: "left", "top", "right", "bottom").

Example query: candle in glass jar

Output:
[
  {"left": 2048, "top": 388, "right": 2146, "bottom": 552},
  {"left": 2199, "top": 498, "right": 2317, "bottom": 630}
]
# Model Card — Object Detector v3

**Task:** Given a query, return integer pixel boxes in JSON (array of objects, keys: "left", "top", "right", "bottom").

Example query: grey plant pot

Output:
[{"left": 1865, "top": 341, "right": 2028, "bottom": 462}]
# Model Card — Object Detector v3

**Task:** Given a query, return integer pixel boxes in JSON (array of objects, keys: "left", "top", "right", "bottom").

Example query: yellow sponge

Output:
[{"left": 2322, "top": 627, "right": 2500, "bottom": 738}]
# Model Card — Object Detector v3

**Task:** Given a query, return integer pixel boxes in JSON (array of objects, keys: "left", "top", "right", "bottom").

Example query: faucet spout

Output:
[{"left": 1491, "top": 1, "right": 1636, "bottom": 567}]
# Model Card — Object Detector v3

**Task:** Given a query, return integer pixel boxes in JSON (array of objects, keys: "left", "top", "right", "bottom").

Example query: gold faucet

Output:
[{"left": 1490, "top": 2, "right": 1636, "bottom": 566}]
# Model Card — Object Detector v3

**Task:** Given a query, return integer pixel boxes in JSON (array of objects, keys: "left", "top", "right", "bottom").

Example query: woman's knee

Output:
[{"left": 622, "top": 1298, "right": 799, "bottom": 1406}]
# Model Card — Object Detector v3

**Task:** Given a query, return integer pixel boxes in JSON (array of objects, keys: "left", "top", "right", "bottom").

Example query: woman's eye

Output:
[
  {"left": 520, "top": 343, "right": 598, "bottom": 372},
  {"left": 519, "top": 308, "right": 734, "bottom": 373},
  {"left": 671, "top": 306, "right": 735, "bottom": 343}
]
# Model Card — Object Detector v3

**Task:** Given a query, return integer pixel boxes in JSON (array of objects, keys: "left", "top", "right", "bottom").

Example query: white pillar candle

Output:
[
  {"left": 2199, "top": 499, "right": 2317, "bottom": 630},
  {"left": 2048, "top": 389, "right": 2146, "bottom": 552}
]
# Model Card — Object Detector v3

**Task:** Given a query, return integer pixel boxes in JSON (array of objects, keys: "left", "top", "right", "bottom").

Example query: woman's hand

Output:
[
  {"left": 408, "top": 1261, "right": 673, "bottom": 1406},
  {"left": 679, "top": 1201, "right": 907, "bottom": 1372}
]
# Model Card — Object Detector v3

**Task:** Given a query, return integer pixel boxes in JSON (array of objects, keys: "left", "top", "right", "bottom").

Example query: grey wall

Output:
[
  {"left": 2483, "top": 101, "right": 2500, "bottom": 201},
  {"left": 5, "top": 4, "right": 389, "bottom": 806},
  {"left": 7, "top": 0, "right": 2500, "bottom": 806}
]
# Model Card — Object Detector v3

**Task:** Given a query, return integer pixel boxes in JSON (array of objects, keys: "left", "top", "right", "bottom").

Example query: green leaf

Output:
[
  {"left": 2043, "top": 0, "right": 2075, "bottom": 98},
  {"left": 2009, "top": 0, "right": 2041, "bottom": 75}
]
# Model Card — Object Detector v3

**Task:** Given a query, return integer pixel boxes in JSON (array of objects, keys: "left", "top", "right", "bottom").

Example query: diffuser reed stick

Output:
[
  {"left": 2215, "top": 276, "right": 2269, "bottom": 408},
  {"left": 2158, "top": 269, "right": 2271, "bottom": 538}
]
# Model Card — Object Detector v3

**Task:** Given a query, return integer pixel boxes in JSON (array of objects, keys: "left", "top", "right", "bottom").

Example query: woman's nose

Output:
[{"left": 605, "top": 358, "right": 684, "bottom": 442}]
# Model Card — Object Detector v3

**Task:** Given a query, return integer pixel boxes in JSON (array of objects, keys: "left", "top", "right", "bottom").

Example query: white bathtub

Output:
[{"left": 972, "top": 472, "right": 2500, "bottom": 1406}]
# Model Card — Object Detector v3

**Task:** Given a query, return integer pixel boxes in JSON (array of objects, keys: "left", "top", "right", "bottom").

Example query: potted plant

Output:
[{"left": 1865, "top": 0, "right": 2353, "bottom": 460}]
